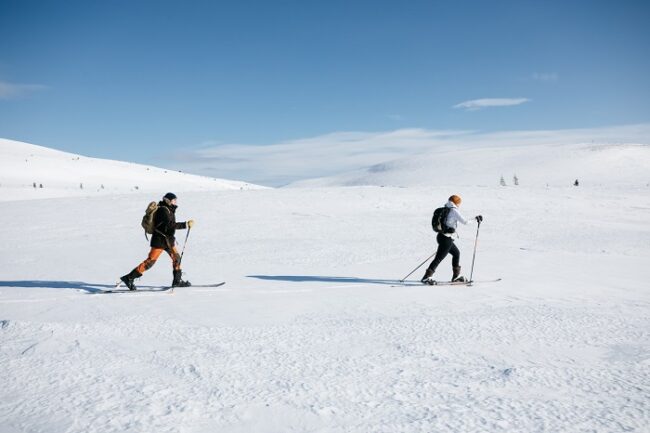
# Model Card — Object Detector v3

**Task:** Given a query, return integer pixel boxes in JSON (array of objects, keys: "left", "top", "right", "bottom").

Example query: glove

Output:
[
  {"left": 187, "top": 219, "right": 195, "bottom": 229},
  {"left": 475, "top": 215, "right": 483, "bottom": 223}
]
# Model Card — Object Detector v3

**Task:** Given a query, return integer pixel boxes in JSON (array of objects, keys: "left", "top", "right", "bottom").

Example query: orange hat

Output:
[{"left": 449, "top": 195, "right": 462, "bottom": 205}]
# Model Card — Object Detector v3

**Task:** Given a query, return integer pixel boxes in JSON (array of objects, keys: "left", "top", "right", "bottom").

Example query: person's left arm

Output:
[
  {"left": 175, "top": 219, "right": 194, "bottom": 230},
  {"left": 455, "top": 209, "right": 469, "bottom": 225}
]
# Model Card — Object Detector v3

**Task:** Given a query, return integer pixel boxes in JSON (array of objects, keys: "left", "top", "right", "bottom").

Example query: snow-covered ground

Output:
[
  {"left": 0, "top": 138, "right": 262, "bottom": 201},
  {"left": 1, "top": 137, "right": 649, "bottom": 432},
  {"left": 1, "top": 183, "right": 649, "bottom": 433}
]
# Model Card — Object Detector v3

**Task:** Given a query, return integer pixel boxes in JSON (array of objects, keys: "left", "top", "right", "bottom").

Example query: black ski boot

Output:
[
  {"left": 172, "top": 270, "right": 191, "bottom": 288},
  {"left": 120, "top": 269, "right": 142, "bottom": 291},
  {"left": 421, "top": 268, "right": 435, "bottom": 285},
  {"left": 452, "top": 266, "right": 466, "bottom": 282}
]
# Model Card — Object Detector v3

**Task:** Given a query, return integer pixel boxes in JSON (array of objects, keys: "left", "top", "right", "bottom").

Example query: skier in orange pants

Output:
[
  {"left": 134, "top": 246, "right": 182, "bottom": 275},
  {"left": 121, "top": 192, "right": 194, "bottom": 290}
]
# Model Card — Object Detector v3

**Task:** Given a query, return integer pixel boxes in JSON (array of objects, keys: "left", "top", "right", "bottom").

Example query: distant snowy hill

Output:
[
  {"left": 291, "top": 141, "right": 650, "bottom": 188},
  {"left": 0, "top": 138, "right": 264, "bottom": 201}
]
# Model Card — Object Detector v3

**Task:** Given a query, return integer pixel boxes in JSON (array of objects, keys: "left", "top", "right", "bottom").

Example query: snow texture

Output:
[{"left": 1, "top": 139, "right": 649, "bottom": 433}]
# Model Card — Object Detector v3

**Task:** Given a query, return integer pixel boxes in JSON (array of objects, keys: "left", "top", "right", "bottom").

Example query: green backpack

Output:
[{"left": 141, "top": 201, "right": 159, "bottom": 237}]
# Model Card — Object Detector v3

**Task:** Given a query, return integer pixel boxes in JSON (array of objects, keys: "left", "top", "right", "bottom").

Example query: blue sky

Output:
[{"left": 1, "top": 0, "right": 649, "bottom": 184}]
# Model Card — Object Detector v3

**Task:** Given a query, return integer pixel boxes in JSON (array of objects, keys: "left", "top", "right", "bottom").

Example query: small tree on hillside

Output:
[
  {"left": 500, "top": 176, "right": 507, "bottom": 186},
  {"left": 513, "top": 174, "right": 519, "bottom": 186}
]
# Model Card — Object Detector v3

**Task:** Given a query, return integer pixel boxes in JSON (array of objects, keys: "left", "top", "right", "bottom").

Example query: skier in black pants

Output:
[{"left": 421, "top": 194, "right": 482, "bottom": 285}]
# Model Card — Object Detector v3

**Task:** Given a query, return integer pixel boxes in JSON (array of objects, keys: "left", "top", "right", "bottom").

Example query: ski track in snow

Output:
[{"left": 1, "top": 186, "right": 649, "bottom": 432}]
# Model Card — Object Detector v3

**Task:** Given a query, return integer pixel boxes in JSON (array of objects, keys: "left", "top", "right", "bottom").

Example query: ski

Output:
[
  {"left": 188, "top": 282, "right": 226, "bottom": 288},
  {"left": 392, "top": 278, "right": 501, "bottom": 287},
  {"left": 100, "top": 281, "right": 225, "bottom": 294},
  {"left": 428, "top": 280, "right": 473, "bottom": 286},
  {"left": 427, "top": 278, "right": 501, "bottom": 286},
  {"left": 99, "top": 287, "right": 173, "bottom": 294}
]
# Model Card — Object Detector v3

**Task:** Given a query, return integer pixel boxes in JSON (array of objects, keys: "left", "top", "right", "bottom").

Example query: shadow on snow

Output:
[
  {"left": 0, "top": 280, "right": 157, "bottom": 294},
  {"left": 247, "top": 275, "right": 400, "bottom": 286}
]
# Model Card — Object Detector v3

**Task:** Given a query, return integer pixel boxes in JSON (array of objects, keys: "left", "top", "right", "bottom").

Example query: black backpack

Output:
[{"left": 431, "top": 206, "right": 452, "bottom": 233}]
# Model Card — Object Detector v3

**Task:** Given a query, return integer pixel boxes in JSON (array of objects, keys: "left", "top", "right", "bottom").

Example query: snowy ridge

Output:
[
  {"left": 290, "top": 139, "right": 650, "bottom": 188},
  {"left": 0, "top": 138, "right": 264, "bottom": 201}
]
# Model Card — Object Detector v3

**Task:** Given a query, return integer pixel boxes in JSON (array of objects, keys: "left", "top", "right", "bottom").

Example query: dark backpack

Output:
[{"left": 431, "top": 206, "right": 452, "bottom": 233}]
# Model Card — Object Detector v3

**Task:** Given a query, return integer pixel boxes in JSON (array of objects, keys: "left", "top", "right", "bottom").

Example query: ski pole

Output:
[
  {"left": 179, "top": 227, "right": 191, "bottom": 266},
  {"left": 399, "top": 251, "right": 436, "bottom": 282},
  {"left": 468, "top": 220, "right": 481, "bottom": 283}
]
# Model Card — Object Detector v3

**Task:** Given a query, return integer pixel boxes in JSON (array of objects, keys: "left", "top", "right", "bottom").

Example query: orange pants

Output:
[{"left": 136, "top": 247, "right": 181, "bottom": 274}]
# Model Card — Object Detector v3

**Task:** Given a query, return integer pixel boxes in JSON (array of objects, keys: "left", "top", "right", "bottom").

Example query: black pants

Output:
[{"left": 427, "top": 233, "right": 460, "bottom": 272}]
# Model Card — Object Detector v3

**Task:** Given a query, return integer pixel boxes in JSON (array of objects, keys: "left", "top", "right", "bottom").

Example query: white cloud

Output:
[
  {"left": 163, "top": 124, "right": 650, "bottom": 187},
  {"left": 532, "top": 72, "right": 559, "bottom": 82},
  {"left": 181, "top": 129, "right": 469, "bottom": 186},
  {"left": 453, "top": 98, "right": 530, "bottom": 111},
  {"left": 0, "top": 80, "right": 47, "bottom": 99}
]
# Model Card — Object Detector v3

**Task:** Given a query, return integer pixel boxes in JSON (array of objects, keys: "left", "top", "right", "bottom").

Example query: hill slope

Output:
[
  {"left": 0, "top": 138, "right": 263, "bottom": 201},
  {"left": 291, "top": 141, "right": 650, "bottom": 188}
]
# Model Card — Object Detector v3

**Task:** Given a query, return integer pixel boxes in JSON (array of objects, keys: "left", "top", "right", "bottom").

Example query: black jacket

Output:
[{"left": 151, "top": 201, "right": 187, "bottom": 249}]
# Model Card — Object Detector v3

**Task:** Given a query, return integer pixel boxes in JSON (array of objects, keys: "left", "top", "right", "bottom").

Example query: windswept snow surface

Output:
[
  {"left": 1, "top": 184, "right": 649, "bottom": 432},
  {"left": 0, "top": 138, "right": 262, "bottom": 201}
]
